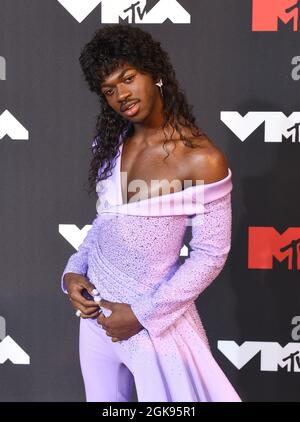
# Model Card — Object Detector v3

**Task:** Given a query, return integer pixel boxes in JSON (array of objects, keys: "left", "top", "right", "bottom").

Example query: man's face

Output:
[{"left": 100, "top": 63, "right": 160, "bottom": 122}]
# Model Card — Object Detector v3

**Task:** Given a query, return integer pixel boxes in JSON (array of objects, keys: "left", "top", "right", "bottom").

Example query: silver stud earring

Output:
[{"left": 155, "top": 78, "right": 163, "bottom": 96}]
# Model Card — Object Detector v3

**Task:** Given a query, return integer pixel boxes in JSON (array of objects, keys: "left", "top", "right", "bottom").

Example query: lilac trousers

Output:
[
  {"left": 79, "top": 316, "right": 159, "bottom": 402},
  {"left": 79, "top": 309, "right": 241, "bottom": 402}
]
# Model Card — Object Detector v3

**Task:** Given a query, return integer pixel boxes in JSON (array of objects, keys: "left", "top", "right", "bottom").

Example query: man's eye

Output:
[
  {"left": 104, "top": 76, "right": 134, "bottom": 95},
  {"left": 125, "top": 75, "right": 134, "bottom": 83}
]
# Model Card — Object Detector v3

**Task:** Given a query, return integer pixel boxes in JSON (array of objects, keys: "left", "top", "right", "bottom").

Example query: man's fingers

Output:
[
  {"left": 99, "top": 298, "right": 112, "bottom": 309},
  {"left": 71, "top": 298, "right": 99, "bottom": 313},
  {"left": 105, "top": 332, "right": 119, "bottom": 341},
  {"left": 70, "top": 292, "right": 99, "bottom": 308},
  {"left": 79, "top": 312, "right": 101, "bottom": 319},
  {"left": 78, "top": 308, "right": 101, "bottom": 318},
  {"left": 98, "top": 324, "right": 124, "bottom": 342},
  {"left": 82, "top": 309, "right": 102, "bottom": 319},
  {"left": 82, "top": 306, "right": 101, "bottom": 316},
  {"left": 79, "top": 280, "right": 100, "bottom": 297},
  {"left": 97, "top": 312, "right": 106, "bottom": 324},
  {"left": 90, "top": 314, "right": 100, "bottom": 320},
  {"left": 109, "top": 334, "right": 123, "bottom": 342},
  {"left": 97, "top": 314, "right": 109, "bottom": 330},
  {"left": 97, "top": 313, "right": 112, "bottom": 331},
  {"left": 70, "top": 299, "right": 101, "bottom": 316}
]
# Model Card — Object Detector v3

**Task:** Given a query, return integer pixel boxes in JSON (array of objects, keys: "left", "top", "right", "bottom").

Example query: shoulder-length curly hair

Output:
[{"left": 79, "top": 24, "right": 205, "bottom": 195}]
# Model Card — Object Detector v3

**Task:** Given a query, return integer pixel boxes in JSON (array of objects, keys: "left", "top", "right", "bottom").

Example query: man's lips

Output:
[
  {"left": 120, "top": 100, "right": 139, "bottom": 112},
  {"left": 122, "top": 102, "right": 140, "bottom": 117}
]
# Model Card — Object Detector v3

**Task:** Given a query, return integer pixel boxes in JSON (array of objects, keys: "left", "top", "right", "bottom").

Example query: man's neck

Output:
[{"left": 130, "top": 122, "right": 195, "bottom": 147}]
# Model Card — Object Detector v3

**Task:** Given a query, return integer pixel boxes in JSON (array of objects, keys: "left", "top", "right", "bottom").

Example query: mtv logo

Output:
[
  {"left": 57, "top": 0, "right": 190, "bottom": 24},
  {"left": 0, "top": 110, "right": 29, "bottom": 140},
  {"left": 220, "top": 111, "right": 300, "bottom": 143},
  {"left": 252, "top": 0, "right": 299, "bottom": 31},
  {"left": 57, "top": 0, "right": 102, "bottom": 23},
  {"left": 248, "top": 227, "right": 300, "bottom": 270},
  {"left": 0, "top": 317, "right": 30, "bottom": 364},
  {"left": 59, "top": 224, "right": 93, "bottom": 250},
  {"left": 0, "top": 336, "right": 30, "bottom": 364},
  {"left": 218, "top": 340, "right": 300, "bottom": 372}
]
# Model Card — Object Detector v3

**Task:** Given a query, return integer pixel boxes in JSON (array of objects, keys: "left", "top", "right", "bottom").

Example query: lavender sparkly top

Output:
[
  {"left": 60, "top": 134, "right": 241, "bottom": 402},
  {"left": 61, "top": 134, "right": 233, "bottom": 338}
]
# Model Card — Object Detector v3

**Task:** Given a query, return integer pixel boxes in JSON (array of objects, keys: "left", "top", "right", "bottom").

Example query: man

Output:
[{"left": 61, "top": 24, "right": 240, "bottom": 402}]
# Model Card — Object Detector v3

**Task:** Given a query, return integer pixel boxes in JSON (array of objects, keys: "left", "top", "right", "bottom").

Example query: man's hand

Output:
[
  {"left": 64, "top": 272, "right": 100, "bottom": 319},
  {"left": 97, "top": 299, "right": 144, "bottom": 342}
]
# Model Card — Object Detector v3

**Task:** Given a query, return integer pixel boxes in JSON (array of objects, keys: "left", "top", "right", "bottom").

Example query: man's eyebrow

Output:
[{"left": 101, "top": 68, "right": 134, "bottom": 88}]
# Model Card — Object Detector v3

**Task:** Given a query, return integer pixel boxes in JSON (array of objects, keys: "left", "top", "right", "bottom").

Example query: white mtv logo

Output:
[
  {"left": 218, "top": 340, "right": 300, "bottom": 372},
  {"left": 0, "top": 110, "right": 29, "bottom": 140},
  {"left": 57, "top": 0, "right": 190, "bottom": 24},
  {"left": 0, "top": 317, "right": 30, "bottom": 365},
  {"left": 59, "top": 224, "right": 93, "bottom": 250},
  {"left": 221, "top": 111, "right": 300, "bottom": 143}
]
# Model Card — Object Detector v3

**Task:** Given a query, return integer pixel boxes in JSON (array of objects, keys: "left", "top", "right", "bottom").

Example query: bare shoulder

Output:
[{"left": 183, "top": 135, "right": 229, "bottom": 184}]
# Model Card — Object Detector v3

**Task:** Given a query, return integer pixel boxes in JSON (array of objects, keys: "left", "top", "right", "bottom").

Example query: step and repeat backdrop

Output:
[{"left": 0, "top": 0, "right": 300, "bottom": 402}]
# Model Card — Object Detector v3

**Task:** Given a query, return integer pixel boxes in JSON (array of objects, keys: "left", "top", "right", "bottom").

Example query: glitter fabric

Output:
[{"left": 61, "top": 134, "right": 241, "bottom": 402}]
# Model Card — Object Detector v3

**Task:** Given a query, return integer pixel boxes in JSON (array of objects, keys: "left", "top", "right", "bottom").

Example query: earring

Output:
[{"left": 155, "top": 78, "right": 163, "bottom": 96}]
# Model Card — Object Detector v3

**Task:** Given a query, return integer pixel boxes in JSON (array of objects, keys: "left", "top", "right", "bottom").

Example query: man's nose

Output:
[{"left": 116, "top": 84, "right": 131, "bottom": 102}]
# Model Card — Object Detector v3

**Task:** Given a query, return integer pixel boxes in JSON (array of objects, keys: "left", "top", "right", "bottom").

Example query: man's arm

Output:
[
  {"left": 130, "top": 149, "right": 232, "bottom": 337},
  {"left": 61, "top": 215, "right": 101, "bottom": 294}
]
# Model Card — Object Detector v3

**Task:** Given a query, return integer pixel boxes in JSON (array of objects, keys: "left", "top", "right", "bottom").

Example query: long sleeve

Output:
[
  {"left": 60, "top": 215, "right": 101, "bottom": 294},
  {"left": 130, "top": 192, "right": 232, "bottom": 337}
]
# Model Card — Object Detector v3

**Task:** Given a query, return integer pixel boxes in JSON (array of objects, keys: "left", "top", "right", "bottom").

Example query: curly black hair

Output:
[{"left": 79, "top": 24, "right": 205, "bottom": 195}]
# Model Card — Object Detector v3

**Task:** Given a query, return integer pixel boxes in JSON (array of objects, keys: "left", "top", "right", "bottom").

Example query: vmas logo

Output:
[
  {"left": 252, "top": 0, "right": 299, "bottom": 31},
  {"left": 221, "top": 112, "right": 300, "bottom": 143},
  {"left": 0, "top": 317, "right": 30, "bottom": 364},
  {"left": 57, "top": 0, "right": 191, "bottom": 24},
  {"left": 218, "top": 317, "right": 300, "bottom": 373},
  {"left": 0, "top": 57, "right": 29, "bottom": 140},
  {"left": 0, "top": 110, "right": 29, "bottom": 140},
  {"left": 248, "top": 227, "right": 300, "bottom": 270}
]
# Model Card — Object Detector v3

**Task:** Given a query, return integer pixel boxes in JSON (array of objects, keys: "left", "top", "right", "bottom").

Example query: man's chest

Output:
[{"left": 120, "top": 141, "right": 194, "bottom": 204}]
